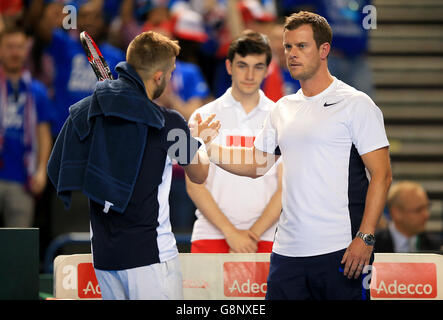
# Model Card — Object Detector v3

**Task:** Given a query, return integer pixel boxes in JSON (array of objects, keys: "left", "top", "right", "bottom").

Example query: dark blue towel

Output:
[{"left": 48, "top": 62, "right": 165, "bottom": 213}]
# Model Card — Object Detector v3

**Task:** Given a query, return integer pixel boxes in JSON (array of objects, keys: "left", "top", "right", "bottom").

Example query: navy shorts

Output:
[{"left": 265, "top": 248, "right": 372, "bottom": 300}]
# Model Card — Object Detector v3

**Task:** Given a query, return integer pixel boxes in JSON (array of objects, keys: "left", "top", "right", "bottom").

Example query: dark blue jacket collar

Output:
[{"left": 114, "top": 61, "right": 147, "bottom": 95}]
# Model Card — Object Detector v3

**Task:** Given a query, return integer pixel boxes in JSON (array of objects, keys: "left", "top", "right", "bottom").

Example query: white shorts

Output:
[{"left": 94, "top": 256, "right": 183, "bottom": 300}]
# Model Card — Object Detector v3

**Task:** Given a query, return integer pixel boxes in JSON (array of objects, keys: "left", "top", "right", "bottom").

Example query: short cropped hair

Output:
[
  {"left": 227, "top": 29, "right": 272, "bottom": 66},
  {"left": 284, "top": 11, "right": 332, "bottom": 49},
  {"left": 387, "top": 181, "right": 427, "bottom": 211},
  {"left": 0, "top": 25, "right": 27, "bottom": 43},
  {"left": 126, "top": 31, "right": 180, "bottom": 80}
]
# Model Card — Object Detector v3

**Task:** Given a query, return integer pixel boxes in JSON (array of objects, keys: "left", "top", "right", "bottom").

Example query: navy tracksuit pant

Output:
[{"left": 266, "top": 248, "right": 373, "bottom": 300}]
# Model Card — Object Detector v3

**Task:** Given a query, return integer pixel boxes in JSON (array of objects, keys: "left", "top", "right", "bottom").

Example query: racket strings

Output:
[{"left": 85, "top": 38, "right": 112, "bottom": 80}]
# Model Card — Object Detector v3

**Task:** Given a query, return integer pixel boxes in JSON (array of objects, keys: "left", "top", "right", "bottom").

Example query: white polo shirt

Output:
[
  {"left": 190, "top": 88, "right": 279, "bottom": 242},
  {"left": 254, "top": 77, "right": 390, "bottom": 257}
]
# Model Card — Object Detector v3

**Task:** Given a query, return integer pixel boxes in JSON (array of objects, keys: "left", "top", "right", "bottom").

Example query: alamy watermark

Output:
[
  {"left": 61, "top": 4, "right": 377, "bottom": 31},
  {"left": 362, "top": 5, "right": 377, "bottom": 30},
  {"left": 62, "top": 5, "right": 77, "bottom": 30},
  {"left": 166, "top": 128, "right": 278, "bottom": 176}
]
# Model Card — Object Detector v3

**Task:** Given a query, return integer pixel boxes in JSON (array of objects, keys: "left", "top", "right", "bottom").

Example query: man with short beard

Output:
[
  {"left": 48, "top": 31, "right": 220, "bottom": 299},
  {"left": 202, "top": 11, "right": 392, "bottom": 300}
]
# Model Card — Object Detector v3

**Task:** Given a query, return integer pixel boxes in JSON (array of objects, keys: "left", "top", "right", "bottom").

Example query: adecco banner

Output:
[
  {"left": 53, "top": 252, "right": 443, "bottom": 300},
  {"left": 180, "top": 253, "right": 271, "bottom": 300},
  {"left": 53, "top": 254, "right": 101, "bottom": 300},
  {"left": 370, "top": 253, "right": 443, "bottom": 300},
  {"left": 53, "top": 253, "right": 271, "bottom": 300}
]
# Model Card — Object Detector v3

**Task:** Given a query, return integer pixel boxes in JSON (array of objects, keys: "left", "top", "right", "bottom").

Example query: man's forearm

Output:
[
  {"left": 359, "top": 147, "right": 392, "bottom": 236},
  {"left": 207, "top": 143, "right": 277, "bottom": 179},
  {"left": 359, "top": 172, "right": 392, "bottom": 235},
  {"left": 250, "top": 164, "right": 283, "bottom": 237},
  {"left": 184, "top": 149, "right": 210, "bottom": 184}
]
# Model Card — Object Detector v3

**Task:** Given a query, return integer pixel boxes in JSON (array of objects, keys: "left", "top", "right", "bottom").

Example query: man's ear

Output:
[
  {"left": 225, "top": 59, "right": 232, "bottom": 76},
  {"left": 319, "top": 42, "right": 331, "bottom": 60},
  {"left": 153, "top": 70, "right": 164, "bottom": 85}
]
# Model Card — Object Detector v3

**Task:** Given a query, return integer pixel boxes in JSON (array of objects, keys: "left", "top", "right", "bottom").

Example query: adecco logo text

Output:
[
  {"left": 223, "top": 262, "right": 270, "bottom": 297},
  {"left": 370, "top": 262, "right": 437, "bottom": 299},
  {"left": 77, "top": 263, "right": 102, "bottom": 299}
]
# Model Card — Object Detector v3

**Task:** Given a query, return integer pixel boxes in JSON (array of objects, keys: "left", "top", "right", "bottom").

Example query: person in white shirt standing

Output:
[
  {"left": 186, "top": 30, "right": 282, "bottom": 254},
  {"left": 198, "top": 11, "right": 392, "bottom": 299}
]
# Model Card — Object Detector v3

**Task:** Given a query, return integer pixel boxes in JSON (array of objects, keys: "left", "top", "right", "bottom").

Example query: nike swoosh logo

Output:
[{"left": 323, "top": 100, "right": 342, "bottom": 107}]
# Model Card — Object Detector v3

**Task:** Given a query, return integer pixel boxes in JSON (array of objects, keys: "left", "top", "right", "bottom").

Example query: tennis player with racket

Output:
[{"left": 48, "top": 31, "right": 220, "bottom": 300}]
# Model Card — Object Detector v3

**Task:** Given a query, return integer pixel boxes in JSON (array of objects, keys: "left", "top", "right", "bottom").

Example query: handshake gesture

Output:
[{"left": 189, "top": 113, "right": 221, "bottom": 147}]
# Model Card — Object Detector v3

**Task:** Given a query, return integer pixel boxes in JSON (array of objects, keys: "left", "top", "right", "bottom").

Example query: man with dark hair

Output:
[
  {"left": 226, "top": 30, "right": 273, "bottom": 66},
  {"left": 200, "top": 11, "right": 392, "bottom": 300},
  {"left": 186, "top": 30, "right": 282, "bottom": 254},
  {"left": 48, "top": 31, "right": 220, "bottom": 299},
  {"left": 0, "top": 26, "right": 52, "bottom": 227}
]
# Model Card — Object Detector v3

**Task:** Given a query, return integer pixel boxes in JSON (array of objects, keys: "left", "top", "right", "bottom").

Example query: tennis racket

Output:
[{"left": 79, "top": 31, "right": 114, "bottom": 81}]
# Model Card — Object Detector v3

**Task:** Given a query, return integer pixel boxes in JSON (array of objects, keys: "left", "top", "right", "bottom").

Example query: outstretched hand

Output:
[{"left": 189, "top": 113, "right": 221, "bottom": 146}]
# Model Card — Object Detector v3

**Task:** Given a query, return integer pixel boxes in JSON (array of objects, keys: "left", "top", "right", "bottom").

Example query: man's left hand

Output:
[{"left": 341, "top": 237, "right": 373, "bottom": 279}]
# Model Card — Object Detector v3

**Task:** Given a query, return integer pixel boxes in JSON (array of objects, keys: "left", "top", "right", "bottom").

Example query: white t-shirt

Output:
[
  {"left": 254, "top": 77, "right": 390, "bottom": 257},
  {"left": 190, "top": 88, "right": 279, "bottom": 242}
]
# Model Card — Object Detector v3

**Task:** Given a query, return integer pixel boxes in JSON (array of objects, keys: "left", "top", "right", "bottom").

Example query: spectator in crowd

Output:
[
  {"left": 170, "top": 0, "right": 227, "bottom": 98},
  {"left": 375, "top": 181, "right": 442, "bottom": 253},
  {"left": 25, "top": 1, "right": 64, "bottom": 97},
  {"left": 0, "top": 25, "right": 52, "bottom": 227},
  {"left": 117, "top": 0, "right": 172, "bottom": 50},
  {"left": 186, "top": 30, "right": 282, "bottom": 253},
  {"left": 238, "top": 0, "right": 277, "bottom": 35},
  {"left": 41, "top": 0, "right": 125, "bottom": 137},
  {"left": 0, "top": 0, "right": 24, "bottom": 26}
]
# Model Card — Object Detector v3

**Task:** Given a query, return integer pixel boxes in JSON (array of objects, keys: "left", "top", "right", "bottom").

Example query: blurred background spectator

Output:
[
  {"left": 0, "top": 25, "right": 52, "bottom": 229},
  {"left": 29, "top": 0, "right": 125, "bottom": 138},
  {"left": 0, "top": 0, "right": 24, "bottom": 25},
  {"left": 375, "top": 181, "right": 441, "bottom": 253}
]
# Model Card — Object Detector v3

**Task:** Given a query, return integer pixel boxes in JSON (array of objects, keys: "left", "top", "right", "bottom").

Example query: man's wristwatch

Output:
[{"left": 356, "top": 231, "right": 376, "bottom": 246}]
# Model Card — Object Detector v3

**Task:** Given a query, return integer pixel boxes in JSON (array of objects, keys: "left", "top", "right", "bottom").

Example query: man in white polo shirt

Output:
[
  {"left": 200, "top": 11, "right": 392, "bottom": 299},
  {"left": 186, "top": 30, "right": 282, "bottom": 254}
]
